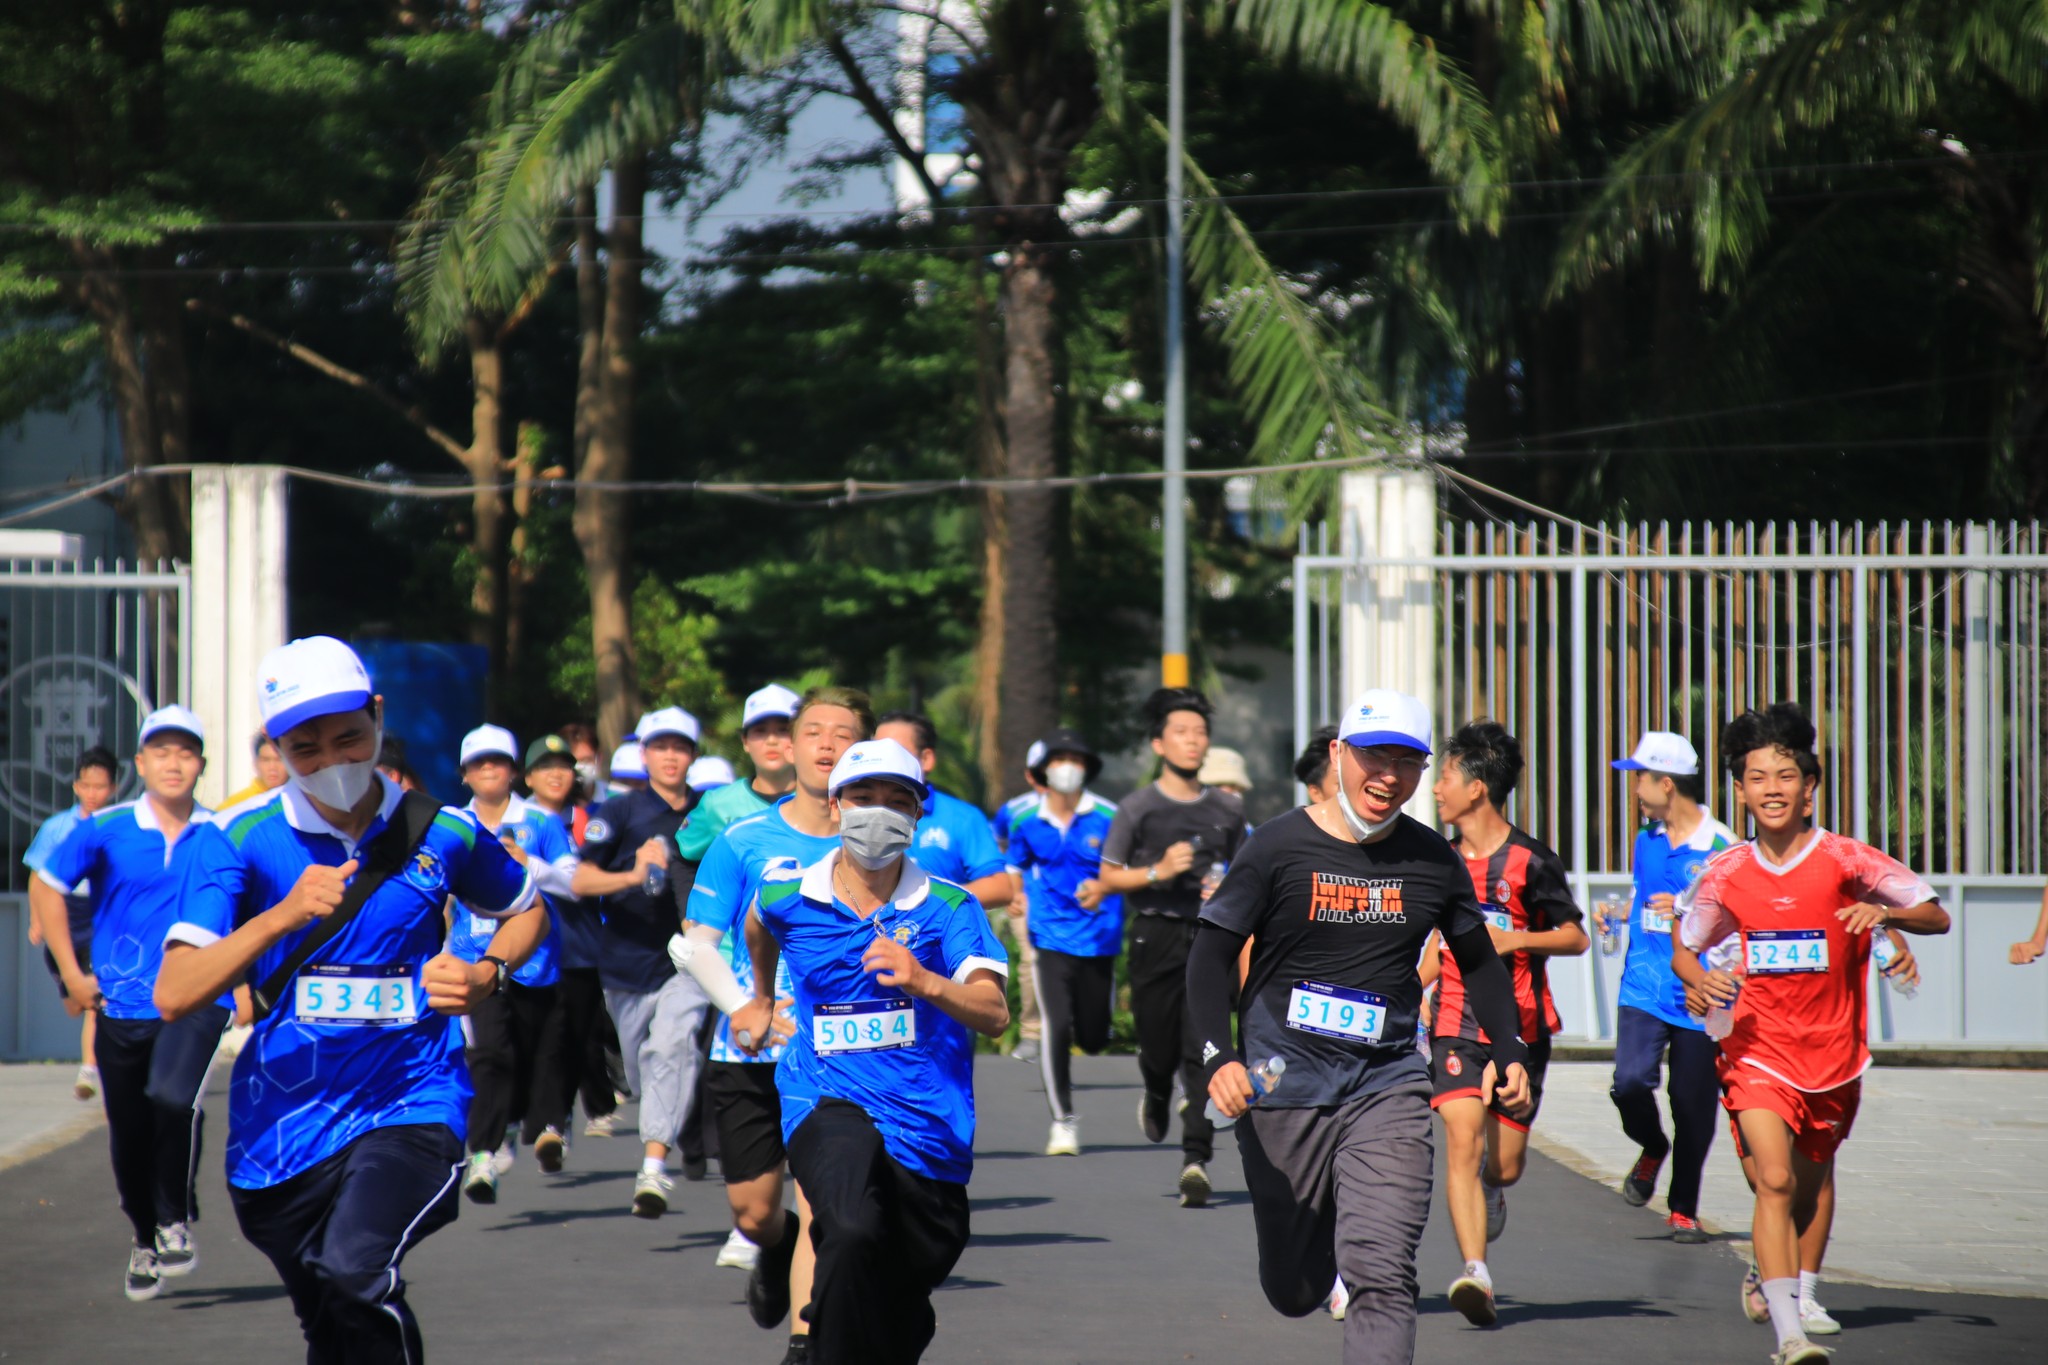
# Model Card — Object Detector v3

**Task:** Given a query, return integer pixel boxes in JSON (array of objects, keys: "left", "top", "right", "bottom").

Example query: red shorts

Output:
[{"left": 1722, "top": 1065, "right": 1861, "bottom": 1165}]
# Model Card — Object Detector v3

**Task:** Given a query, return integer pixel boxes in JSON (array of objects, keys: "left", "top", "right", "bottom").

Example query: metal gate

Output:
[{"left": 1292, "top": 518, "right": 2048, "bottom": 1044}]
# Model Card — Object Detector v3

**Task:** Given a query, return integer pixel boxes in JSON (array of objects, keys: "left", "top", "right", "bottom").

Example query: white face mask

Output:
[
  {"left": 287, "top": 719, "right": 383, "bottom": 812},
  {"left": 1044, "top": 761, "right": 1086, "bottom": 795},
  {"left": 838, "top": 803, "right": 918, "bottom": 871},
  {"left": 1336, "top": 750, "right": 1401, "bottom": 842}
]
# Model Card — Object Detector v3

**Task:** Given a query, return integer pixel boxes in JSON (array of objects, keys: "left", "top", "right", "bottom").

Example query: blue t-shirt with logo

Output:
[
  {"left": 757, "top": 853, "right": 1008, "bottom": 1185},
  {"left": 990, "top": 791, "right": 1038, "bottom": 855},
  {"left": 41, "top": 798, "right": 217, "bottom": 1019},
  {"left": 1005, "top": 795, "right": 1124, "bottom": 957},
  {"left": 913, "top": 788, "right": 1006, "bottom": 887},
  {"left": 685, "top": 798, "right": 837, "bottom": 1065},
  {"left": 1619, "top": 813, "right": 1738, "bottom": 1029},
  {"left": 168, "top": 779, "right": 534, "bottom": 1190},
  {"left": 25, "top": 805, "right": 95, "bottom": 941},
  {"left": 449, "top": 795, "right": 568, "bottom": 988}
]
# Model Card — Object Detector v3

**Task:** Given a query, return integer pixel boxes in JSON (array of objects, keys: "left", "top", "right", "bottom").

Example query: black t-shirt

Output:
[
  {"left": 1100, "top": 784, "right": 1248, "bottom": 919},
  {"left": 581, "top": 787, "right": 698, "bottom": 993},
  {"left": 1200, "top": 807, "right": 1488, "bottom": 1109}
]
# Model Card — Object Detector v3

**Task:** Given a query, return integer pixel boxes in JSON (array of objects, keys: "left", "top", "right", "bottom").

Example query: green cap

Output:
[{"left": 524, "top": 734, "right": 575, "bottom": 769}]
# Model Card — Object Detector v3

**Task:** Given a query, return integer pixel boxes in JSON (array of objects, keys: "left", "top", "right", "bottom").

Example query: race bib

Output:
[
  {"left": 1481, "top": 902, "right": 1515, "bottom": 935},
  {"left": 1286, "top": 981, "right": 1387, "bottom": 1043},
  {"left": 1745, "top": 929, "right": 1829, "bottom": 975},
  {"left": 295, "top": 964, "right": 419, "bottom": 1027},
  {"left": 813, "top": 998, "right": 917, "bottom": 1055},
  {"left": 1643, "top": 904, "right": 1674, "bottom": 935}
]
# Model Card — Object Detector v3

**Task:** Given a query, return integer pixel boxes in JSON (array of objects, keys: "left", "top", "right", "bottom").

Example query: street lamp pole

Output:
[{"left": 1161, "top": 0, "right": 1189, "bottom": 688}]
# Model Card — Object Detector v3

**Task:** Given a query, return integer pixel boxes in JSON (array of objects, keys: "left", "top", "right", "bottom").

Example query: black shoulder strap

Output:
[{"left": 249, "top": 789, "right": 443, "bottom": 1024}]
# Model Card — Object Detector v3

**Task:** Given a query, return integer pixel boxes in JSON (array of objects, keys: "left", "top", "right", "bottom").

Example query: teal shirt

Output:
[{"left": 676, "top": 779, "right": 775, "bottom": 862}]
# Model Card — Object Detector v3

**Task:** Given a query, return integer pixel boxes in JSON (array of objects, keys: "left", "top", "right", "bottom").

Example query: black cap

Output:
[{"left": 1031, "top": 727, "right": 1102, "bottom": 784}]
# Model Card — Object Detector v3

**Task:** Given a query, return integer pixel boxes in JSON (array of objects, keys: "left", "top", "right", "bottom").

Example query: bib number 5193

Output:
[{"left": 1286, "top": 981, "right": 1388, "bottom": 1043}]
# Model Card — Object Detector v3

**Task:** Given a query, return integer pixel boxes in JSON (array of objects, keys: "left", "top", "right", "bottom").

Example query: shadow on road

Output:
[
  {"left": 166, "top": 1282, "right": 292, "bottom": 1310},
  {"left": 969, "top": 1231, "right": 1109, "bottom": 1247},
  {"left": 1417, "top": 1293, "right": 1678, "bottom": 1324},
  {"left": 1830, "top": 1304, "right": 2002, "bottom": 1331},
  {"left": 971, "top": 1195, "right": 1052, "bottom": 1212}
]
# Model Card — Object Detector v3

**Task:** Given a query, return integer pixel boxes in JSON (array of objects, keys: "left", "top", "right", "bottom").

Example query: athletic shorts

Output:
[
  {"left": 1429, "top": 1034, "right": 1551, "bottom": 1131},
  {"left": 705, "top": 1060, "right": 784, "bottom": 1183},
  {"left": 42, "top": 941, "right": 91, "bottom": 996},
  {"left": 1722, "top": 1065, "right": 1861, "bottom": 1165}
]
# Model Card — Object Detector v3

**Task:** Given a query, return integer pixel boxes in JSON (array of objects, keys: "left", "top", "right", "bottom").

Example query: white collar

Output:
[
  {"left": 1661, "top": 808, "right": 1728, "bottom": 852},
  {"left": 1750, "top": 827, "right": 1828, "bottom": 876},
  {"left": 468, "top": 791, "right": 530, "bottom": 833},
  {"left": 280, "top": 772, "right": 404, "bottom": 850},
  {"left": 130, "top": 792, "right": 213, "bottom": 834},
  {"left": 800, "top": 848, "right": 933, "bottom": 913}
]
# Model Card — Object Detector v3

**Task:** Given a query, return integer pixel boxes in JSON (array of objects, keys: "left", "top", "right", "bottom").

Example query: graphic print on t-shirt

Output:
[{"left": 1308, "top": 872, "right": 1407, "bottom": 924}]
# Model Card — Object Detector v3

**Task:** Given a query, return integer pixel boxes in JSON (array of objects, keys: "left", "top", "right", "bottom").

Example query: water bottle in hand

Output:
[
  {"left": 1201, "top": 860, "right": 1229, "bottom": 902},
  {"left": 1596, "top": 899, "right": 1624, "bottom": 956},
  {"left": 644, "top": 861, "right": 668, "bottom": 897},
  {"left": 1873, "top": 934, "right": 1917, "bottom": 999},
  {"left": 1206, "top": 1056, "right": 1286, "bottom": 1129},
  {"left": 1704, "top": 964, "right": 1744, "bottom": 1041}
]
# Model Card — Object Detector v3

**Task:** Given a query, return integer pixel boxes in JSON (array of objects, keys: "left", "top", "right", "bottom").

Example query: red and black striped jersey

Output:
[{"left": 1433, "top": 827, "right": 1582, "bottom": 1044}]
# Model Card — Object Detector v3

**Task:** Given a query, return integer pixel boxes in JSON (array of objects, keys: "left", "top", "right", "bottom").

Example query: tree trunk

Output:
[
  {"left": 71, "top": 242, "right": 183, "bottom": 565},
  {"left": 572, "top": 181, "right": 605, "bottom": 473},
  {"left": 137, "top": 272, "right": 193, "bottom": 548},
  {"left": 464, "top": 315, "right": 511, "bottom": 703},
  {"left": 991, "top": 243, "right": 1061, "bottom": 788},
  {"left": 575, "top": 155, "right": 647, "bottom": 753},
  {"left": 506, "top": 420, "right": 542, "bottom": 673}
]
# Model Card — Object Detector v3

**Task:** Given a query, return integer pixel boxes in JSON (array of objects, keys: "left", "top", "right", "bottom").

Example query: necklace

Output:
[{"left": 835, "top": 861, "right": 880, "bottom": 916}]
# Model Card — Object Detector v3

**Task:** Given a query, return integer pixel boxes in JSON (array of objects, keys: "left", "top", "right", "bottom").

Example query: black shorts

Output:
[
  {"left": 705, "top": 1061, "right": 784, "bottom": 1183},
  {"left": 42, "top": 941, "right": 91, "bottom": 996},
  {"left": 1428, "top": 1034, "right": 1552, "bottom": 1131}
]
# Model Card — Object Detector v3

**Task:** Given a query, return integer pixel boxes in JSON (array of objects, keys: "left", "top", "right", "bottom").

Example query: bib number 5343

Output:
[{"left": 295, "top": 964, "right": 419, "bottom": 1026}]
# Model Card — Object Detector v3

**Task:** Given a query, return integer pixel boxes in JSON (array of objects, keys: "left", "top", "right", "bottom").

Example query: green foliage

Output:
[{"left": 550, "top": 577, "right": 737, "bottom": 733}]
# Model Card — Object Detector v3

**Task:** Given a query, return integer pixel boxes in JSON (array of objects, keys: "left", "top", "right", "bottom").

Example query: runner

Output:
[
  {"left": 1190, "top": 690, "right": 1531, "bottom": 1364},
  {"left": 156, "top": 635, "right": 548, "bottom": 1360},
  {"left": 30, "top": 707, "right": 222, "bottom": 1302},
  {"left": 1293, "top": 724, "right": 1340, "bottom": 804},
  {"left": 743, "top": 738, "right": 1010, "bottom": 1365},
  {"left": 1599, "top": 731, "right": 1738, "bottom": 1242},
  {"left": 1422, "top": 720, "right": 1588, "bottom": 1324},
  {"left": 1674, "top": 701, "right": 1950, "bottom": 1365},
  {"left": 2010, "top": 883, "right": 2048, "bottom": 964},
  {"left": 449, "top": 725, "right": 572, "bottom": 1201},
  {"left": 1089, "top": 686, "right": 1247, "bottom": 1207},
  {"left": 1006, "top": 727, "right": 1120, "bottom": 1155},
  {"left": 672, "top": 684, "right": 871, "bottom": 1363},
  {"left": 24, "top": 744, "right": 118, "bottom": 1101},
  {"left": 222, "top": 732, "right": 290, "bottom": 807},
  {"left": 990, "top": 740, "right": 1048, "bottom": 856},
  {"left": 677, "top": 683, "right": 800, "bottom": 864},
  {"left": 607, "top": 741, "right": 648, "bottom": 796},
  {"left": 688, "top": 756, "right": 737, "bottom": 792},
  {"left": 569, "top": 707, "right": 708, "bottom": 1217}
]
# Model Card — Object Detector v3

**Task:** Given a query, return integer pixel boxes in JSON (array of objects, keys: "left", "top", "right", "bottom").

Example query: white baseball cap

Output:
[
  {"left": 610, "top": 742, "right": 647, "bottom": 780},
  {"left": 1024, "top": 739, "right": 1047, "bottom": 771},
  {"left": 259, "top": 636, "right": 373, "bottom": 738},
  {"left": 459, "top": 724, "right": 519, "bottom": 768},
  {"left": 686, "top": 755, "right": 737, "bottom": 791},
  {"left": 635, "top": 707, "right": 701, "bottom": 745},
  {"left": 828, "top": 738, "right": 929, "bottom": 799},
  {"left": 1338, "top": 689, "right": 1433, "bottom": 754},
  {"left": 138, "top": 704, "right": 205, "bottom": 748},
  {"left": 1613, "top": 731, "right": 1699, "bottom": 776},
  {"left": 742, "top": 684, "right": 801, "bottom": 731}
]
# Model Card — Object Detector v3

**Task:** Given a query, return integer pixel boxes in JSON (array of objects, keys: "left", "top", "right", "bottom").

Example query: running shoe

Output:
[
  {"left": 780, "top": 1337, "right": 811, "bottom": 1364},
  {"left": 1741, "top": 1266, "right": 1770, "bottom": 1323},
  {"left": 1010, "top": 1038, "right": 1042, "bottom": 1063},
  {"left": 1768, "top": 1341, "right": 1832, "bottom": 1365},
  {"left": 74, "top": 1065, "right": 99, "bottom": 1102},
  {"left": 1138, "top": 1091, "right": 1169, "bottom": 1144},
  {"left": 1045, "top": 1118, "right": 1081, "bottom": 1156},
  {"left": 124, "top": 1244, "right": 162, "bottom": 1302},
  {"left": 748, "top": 1209, "right": 800, "bottom": 1329},
  {"left": 632, "top": 1168, "right": 673, "bottom": 1218},
  {"left": 1448, "top": 1262, "right": 1497, "bottom": 1327},
  {"left": 534, "top": 1127, "right": 566, "bottom": 1174},
  {"left": 462, "top": 1151, "right": 498, "bottom": 1205},
  {"left": 1484, "top": 1182, "right": 1507, "bottom": 1242},
  {"left": 1667, "top": 1211, "right": 1710, "bottom": 1244},
  {"left": 716, "top": 1228, "right": 761, "bottom": 1271},
  {"left": 583, "top": 1113, "right": 618, "bottom": 1138},
  {"left": 1326, "top": 1276, "right": 1349, "bottom": 1321},
  {"left": 491, "top": 1136, "right": 516, "bottom": 1176},
  {"left": 1801, "top": 1300, "right": 1842, "bottom": 1336},
  {"left": 682, "top": 1154, "right": 709, "bottom": 1182},
  {"left": 153, "top": 1222, "right": 197, "bottom": 1277},
  {"left": 1178, "top": 1162, "right": 1210, "bottom": 1209},
  {"left": 1622, "top": 1150, "right": 1665, "bottom": 1207}
]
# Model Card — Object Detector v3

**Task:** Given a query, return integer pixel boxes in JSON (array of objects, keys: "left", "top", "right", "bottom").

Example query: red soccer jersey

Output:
[
  {"left": 1434, "top": 828, "right": 1582, "bottom": 1044},
  {"left": 1679, "top": 830, "right": 1935, "bottom": 1092}
]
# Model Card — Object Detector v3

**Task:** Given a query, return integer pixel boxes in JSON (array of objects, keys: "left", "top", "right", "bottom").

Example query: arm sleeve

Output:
[
  {"left": 165, "top": 824, "right": 246, "bottom": 949},
  {"left": 684, "top": 834, "right": 746, "bottom": 935},
  {"left": 1677, "top": 856, "right": 1738, "bottom": 951},
  {"left": 1004, "top": 823, "right": 1037, "bottom": 877},
  {"left": 675, "top": 794, "right": 726, "bottom": 863},
  {"left": 942, "top": 892, "right": 1010, "bottom": 983},
  {"left": 527, "top": 816, "right": 579, "bottom": 898},
  {"left": 1196, "top": 829, "right": 1272, "bottom": 936},
  {"left": 455, "top": 817, "right": 538, "bottom": 916},
  {"left": 1524, "top": 846, "right": 1583, "bottom": 927},
  {"left": 1444, "top": 927, "right": 1530, "bottom": 1070},
  {"left": 1100, "top": 806, "right": 1137, "bottom": 869},
  {"left": 22, "top": 812, "right": 69, "bottom": 873},
  {"left": 1189, "top": 920, "right": 1249, "bottom": 1084}
]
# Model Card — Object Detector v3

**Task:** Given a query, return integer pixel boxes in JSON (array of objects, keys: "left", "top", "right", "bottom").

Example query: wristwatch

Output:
[
  {"left": 1146, "top": 865, "right": 1160, "bottom": 884},
  {"left": 480, "top": 955, "right": 509, "bottom": 995}
]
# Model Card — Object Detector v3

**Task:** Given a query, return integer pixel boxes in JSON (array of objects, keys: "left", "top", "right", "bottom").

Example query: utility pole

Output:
[{"left": 1161, "top": 0, "right": 1189, "bottom": 687}]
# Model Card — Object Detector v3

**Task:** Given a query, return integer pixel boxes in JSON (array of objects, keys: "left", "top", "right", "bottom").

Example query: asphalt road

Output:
[{"left": 2, "top": 1053, "right": 2040, "bottom": 1363}]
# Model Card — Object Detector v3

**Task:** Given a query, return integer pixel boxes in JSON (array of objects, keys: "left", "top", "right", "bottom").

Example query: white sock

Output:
[
  {"left": 641, "top": 1156, "right": 666, "bottom": 1177},
  {"left": 1463, "top": 1258, "right": 1491, "bottom": 1287},
  {"left": 1761, "top": 1278, "right": 1804, "bottom": 1346},
  {"left": 1798, "top": 1270, "right": 1821, "bottom": 1306}
]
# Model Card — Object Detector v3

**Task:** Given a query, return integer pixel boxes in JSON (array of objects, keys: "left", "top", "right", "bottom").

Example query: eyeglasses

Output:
[{"left": 1347, "top": 744, "right": 1429, "bottom": 776}]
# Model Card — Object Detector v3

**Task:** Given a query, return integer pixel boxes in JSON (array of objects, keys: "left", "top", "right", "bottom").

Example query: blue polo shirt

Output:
[
  {"left": 913, "top": 788, "right": 1006, "bottom": 887},
  {"left": 39, "top": 797, "right": 216, "bottom": 1019},
  {"left": 580, "top": 787, "right": 696, "bottom": 993},
  {"left": 990, "top": 792, "right": 1038, "bottom": 855},
  {"left": 1618, "top": 811, "right": 1738, "bottom": 1029},
  {"left": 1005, "top": 794, "right": 1124, "bottom": 957},
  {"left": 757, "top": 853, "right": 1008, "bottom": 1185},
  {"left": 685, "top": 798, "right": 837, "bottom": 1065},
  {"left": 25, "top": 804, "right": 95, "bottom": 943},
  {"left": 450, "top": 794, "right": 569, "bottom": 988},
  {"left": 530, "top": 800, "right": 602, "bottom": 971},
  {"left": 168, "top": 778, "right": 534, "bottom": 1190}
]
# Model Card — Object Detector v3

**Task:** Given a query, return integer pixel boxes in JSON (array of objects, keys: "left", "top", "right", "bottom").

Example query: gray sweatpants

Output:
[
  {"left": 1238, "top": 1082, "right": 1435, "bottom": 1365},
  {"left": 604, "top": 972, "right": 709, "bottom": 1151}
]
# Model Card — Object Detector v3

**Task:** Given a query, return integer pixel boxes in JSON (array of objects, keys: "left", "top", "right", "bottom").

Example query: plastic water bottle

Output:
[
  {"left": 1205, "top": 1056, "right": 1285, "bottom": 1128},
  {"left": 644, "top": 861, "right": 668, "bottom": 897},
  {"left": 1596, "top": 898, "right": 1624, "bottom": 956},
  {"left": 1872, "top": 934, "right": 1917, "bottom": 999},
  {"left": 1201, "top": 860, "right": 1229, "bottom": 902},
  {"left": 1704, "top": 965, "right": 1744, "bottom": 1041}
]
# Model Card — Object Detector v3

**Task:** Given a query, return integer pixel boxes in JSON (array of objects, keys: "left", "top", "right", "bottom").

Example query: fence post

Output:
[
  {"left": 1571, "top": 565, "right": 1601, "bottom": 1037},
  {"left": 1852, "top": 562, "right": 1870, "bottom": 844},
  {"left": 191, "top": 465, "right": 290, "bottom": 809},
  {"left": 1963, "top": 524, "right": 1990, "bottom": 874},
  {"left": 1293, "top": 537, "right": 1311, "bottom": 806},
  {"left": 1339, "top": 467, "right": 1437, "bottom": 821}
]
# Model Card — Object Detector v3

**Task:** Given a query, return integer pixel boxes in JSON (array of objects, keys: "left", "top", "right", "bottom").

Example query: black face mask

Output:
[{"left": 1164, "top": 759, "right": 1202, "bottom": 783}]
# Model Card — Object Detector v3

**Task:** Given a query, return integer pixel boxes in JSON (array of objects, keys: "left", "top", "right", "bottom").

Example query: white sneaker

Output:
[
  {"left": 1326, "top": 1276, "right": 1349, "bottom": 1320},
  {"left": 462, "top": 1151, "right": 498, "bottom": 1204},
  {"left": 717, "top": 1228, "right": 761, "bottom": 1270},
  {"left": 583, "top": 1113, "right": 618, "bottom": 1138},
  {"left": 1801, "top": 1300, "right": 1841, "bottom": 1336},
  {"left": 1177, "top": 1162, "right": 1210, "bottom": 1208},
  {"left": 74, "top": 1065, "right": 99, "bottom": 1101},
  {"left": 632, "top": 1168, "right": 673, "bottom": 1218},
  {"left": 1045, "top": 1118, "right": 1081, "bottom": 1156},
  {"left": 124, "top": 1244, "right": 161, "bottom": 1302},
  {"left": 1449, "top": 1261, "right": 1497, "bottom": 1326},
  {"left": 153, "top": 1222, "right": 197, "bottom": 1277},
  {"left": 1483, "top": 1181, "right": 1507, "bottom": 1242},
  {"left": 491, "top": 1136, "right": 516, "bottom": 1176},
  {"left": 1769, "top": 1341, "right": 1832, "bottom": 1365}
]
